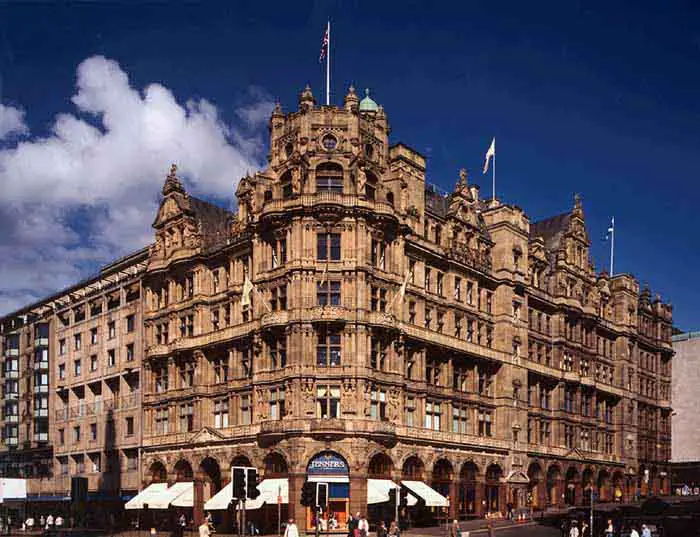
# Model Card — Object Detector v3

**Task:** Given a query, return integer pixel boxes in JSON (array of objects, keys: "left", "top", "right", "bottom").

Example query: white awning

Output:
[
  {"left": 204, "top": 482, "right": 232, "bottom": 511},
  {"left": 308, "top": 475, "right": 348, "bottom": 483},
  {"left": 125, "top": 483, "right": 169, "bottom": 510},
  {"left": 205, "top": 479, "right": 289, "bottom": 511},
  {"left": 367, "top": 480, "right": 418, "bottom": 506},
  {"left": 0, "top": 479, "right": 27, "bottom": 503},
  {"left": 170, "top": 482, "right": 194, "bottom": 508},
  {"left": 401, "top": 480, "right": 448, "bottom": 507},
  {"left": 147, "top": 482, "right": 193, "bottom": 509}
]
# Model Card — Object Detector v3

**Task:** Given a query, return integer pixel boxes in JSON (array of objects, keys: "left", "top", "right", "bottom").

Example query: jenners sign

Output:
[{"left": 307, "top": 452, "right": 348, "bottom": 475}]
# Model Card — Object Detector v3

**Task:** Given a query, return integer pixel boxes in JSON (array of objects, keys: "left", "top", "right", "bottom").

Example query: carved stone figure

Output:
[
  {"left": 400, "top": 182, "right": 408, "bottom": 213},
  {"left": 291, "top": 166, "right": 302, "bottom": 194},
  {"left": 357, "top": 166, "right": 367, "bottom": 196}
]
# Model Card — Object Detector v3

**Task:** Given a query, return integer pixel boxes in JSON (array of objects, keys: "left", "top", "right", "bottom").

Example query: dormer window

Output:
[{"left": 321, "top": 134, "right": 337, "bottom": 151}]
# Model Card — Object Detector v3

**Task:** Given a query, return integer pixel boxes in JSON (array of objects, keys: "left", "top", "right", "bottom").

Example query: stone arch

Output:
[
  {"left": 527, "top": 462, "right": 544, "bottom": 508},
  {"left": 459, "top": 461, "right": 480, "bottom": 515},
  {"left": 148, "top": 460, "right": 167, "bottom": 483},
  {"left": 613, "top": 470, "right": 625, "bottom": 502},
  {"left": 431, "top": 459, "right": 454, "bottom": 500},
  {"left": 485, "top": 464, "right": 503, "bottom": 513},
  {"left": 546, "top": 464, "right": 562, "bottom": 506},
  {"left": 173, "top": 459, "right": 194, "bottom": 482},
  {"left": 401, "top": 455, "right": 425, "bottom": 480},
  {"left": 565, "top": 466, "right": 580, "bottom": 505},
  {"left": 232, "top": 454, "right": 253, "bottom": 468},
  {"left": 263, "top": 452, "right": 289, "bottom": 477},
  {"left": 367, "top": 452, "right": 393, "bottom": 479},
  {"left": 199, "top": 457, "right": 222, "bottom": 504},
  {"left": 582, "top": 467, "right": 594, "bottom": 503},
  {"left": 598, "top": 469, "right": 611, "bottom": 501}
]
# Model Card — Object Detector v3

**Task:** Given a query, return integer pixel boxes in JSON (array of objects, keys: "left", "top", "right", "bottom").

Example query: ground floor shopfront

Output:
[{"left": 136, "top": 434, "right": 665, "bottom": 530}]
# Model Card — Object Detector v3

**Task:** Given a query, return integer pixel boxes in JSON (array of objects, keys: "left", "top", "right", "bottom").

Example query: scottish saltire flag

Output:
[
  {"left": 602, "top": 217, "right": 614, "bottom": 241},
  {"left": 319, "top": 24, "right": 329, "bottom": 62}
]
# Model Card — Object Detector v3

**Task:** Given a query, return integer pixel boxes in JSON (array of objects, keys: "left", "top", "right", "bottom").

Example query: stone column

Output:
[
  {"left": 474, "top": 479, "right": 484, "bottom": 517},
  {"left": 193, "top": 476, "right": 205, "bottom": 526},
  {"left": 288, "top": 472, "right": 305, "bottom": 529},
  {"left": 448, "top": 479, "right": 458, "bottom": 519},
  {"left": 349, "top": 473, "right": 367, "bottom": 522}
]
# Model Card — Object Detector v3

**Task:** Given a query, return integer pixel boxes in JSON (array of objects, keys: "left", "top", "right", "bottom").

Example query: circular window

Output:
[{"left": 322, "top": 134, "right": 337, "bottom": 151}]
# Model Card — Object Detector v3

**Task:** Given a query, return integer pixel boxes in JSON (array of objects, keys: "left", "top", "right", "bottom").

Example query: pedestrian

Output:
[
  {"left": 346, "top": 513, "right": 355, "bottom": 537},
  {"left": 561, "top": 519, "right": 569, "bottom": 537},
  {"left": 358, "top": 514, "right": 368, "bottom": 537},
  {"left": 581, "top": 521, "right": 589, "bottom": 537},
  {"left": 26, "top": 515, "right": 35, "bottom": 532},
  {"left": 630, "top": 526, "right": 640, "bottom": 537},
  {"left": 605, "top": 519, "right": 614, "bottom": 537},
  {"left": 283, "top": 518, "right": 299, "bottom": 537},
  {"left": 388, "top": 520, "right": 400, "bottom": 537},
  {"left": 377, "top": 521, "right": 388, "bottom": 537},
  {"left": 569, "top": 520, "right": 579, "bottom": 537},
  {"left": 353, "top": 512, "right": 361, "bottom": 537},
  {"left": 449, "top": 519, "right": 461, "bottom": 537},
  {"left": 506, "top": 502, "right": 513, "bottom": 520},
  {"left": 47, "top": 514, "right": 54, "bottom": 530},
  {"left": 40, "top": 515, "right": 45, "bottom": 529},
  {"left": 55, "top": 515, "right": 64, "bottom": 529},
  {"left": 178, "top": 513, "right": 187, "bottom": 537},
  {"left": 641, "top": 525, "right": 651, "bottom": 537},
  {"left": 198, "top": 520, "right": 211, "bottom": 537}
]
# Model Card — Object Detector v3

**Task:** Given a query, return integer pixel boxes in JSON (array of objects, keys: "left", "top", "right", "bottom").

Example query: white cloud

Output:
[
  {"left": 0, "top": 103, "right": 29, "bottom": 139},
  {"left": 0, "top": 55, "right": 271, "bottom": 315}
]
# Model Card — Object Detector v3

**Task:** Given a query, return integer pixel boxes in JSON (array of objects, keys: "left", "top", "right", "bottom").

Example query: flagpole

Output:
[
  {"left": 610, "top": 217, "right": 615, "bottom": 276},
  {"left": 326, "top": 20, "right": 330, "bottom": 106},
  {"left": 492, "top": 148, "right": 496, "bottom": 202}
]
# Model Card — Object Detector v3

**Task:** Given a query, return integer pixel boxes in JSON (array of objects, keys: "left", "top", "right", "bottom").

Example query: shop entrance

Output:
[{"left": 306, "top": 451, "right": 350, "bottom": 532}]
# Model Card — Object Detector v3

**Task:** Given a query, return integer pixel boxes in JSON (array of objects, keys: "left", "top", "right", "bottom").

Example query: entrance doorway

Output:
[{"left": 306, "top": 451, "right": 350, "bottom": 532}]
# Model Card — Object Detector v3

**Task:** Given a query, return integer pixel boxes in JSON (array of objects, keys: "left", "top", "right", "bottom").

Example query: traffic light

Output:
[
  {"left": 246, "top": 468, "right": 261, "bottom": 500},
  {"left": 399, "top": 487, "right": 409, "bottom": 508},
  {"left": 300, "top": 480, "right": 315, "bottom": 507},
  {"left": 316, "top": 482, "right": 328, "bottom": 509},
  {"left": 388, "top": 488, "right": 397, "bottom": 505},
  {"left": 232, "top": 467, "right": 246, "bottom": 499}
]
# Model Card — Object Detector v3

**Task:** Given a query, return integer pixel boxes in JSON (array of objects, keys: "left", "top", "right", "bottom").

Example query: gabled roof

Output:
[{"left": 530, "top": 211, "right": 571, "bottom": 251}]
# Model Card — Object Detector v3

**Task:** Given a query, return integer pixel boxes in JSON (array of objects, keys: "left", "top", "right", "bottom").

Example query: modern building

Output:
[
  {"left": 670, "top": 331, "right": 700, "bottom": 494},
  {"left": 0, "top": 84, "right": 674, "bottom": 528}
]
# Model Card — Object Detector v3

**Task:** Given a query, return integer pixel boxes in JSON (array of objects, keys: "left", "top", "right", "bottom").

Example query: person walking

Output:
[
  {"left": 449, "top": 519, "right": 462, "bottom": 537},
  {"left": 376, "top": 521, "right": 388, "bottom": 537},
  {"left": 641, "top": 525, "right": 651, "bottom": 537},
  {"left": 283, "top": 518, "right": 299, "bottom": 537},
  {"left": 358, "top": 515, "right": 368, "bottom": 537},
  {"left": 569, "top": 520, "right": 579, "bottom": 537},
  {"left": 388, "top": 520, "right": 400, "bottom": 537},
  {"left": 581, "top": 521, "right": 589, "bottom": 537},
  {"left": 630, "top": 526, "right": 640, "bottom": 537},
  {"left": 55, "top": 515, "right": 64, "bottom": 529},
  {"left": 605, "top": 519, "right": 614, "bottom": 537},
  {"left": 46, "top": 514, "right": 54, "bottom": 531},
  {"left": 346, "top": 513, "right": 356, "bottom": 537},
  {"left": 198, "top": 520, "right": 211, "bottom": 537}
]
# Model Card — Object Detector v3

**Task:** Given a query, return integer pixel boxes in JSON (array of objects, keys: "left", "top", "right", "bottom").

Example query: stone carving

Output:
[
  {"left": 400, "top": 182, "right": 408, "bottom": 213},
  {"left": 388, "top": 388, "right": 401, "bottom": 421},
  {"left": 341, "top": 379, "right": 356, "bottom": 414},
  {"left": 357, "top": 166, "right": 367, "bottom": 196},
  {"left": 300, "top": 379, "right": 315, "bottom": 416},
  {"left": 291, "top": 166, "right": 302, "bottom": 194}
]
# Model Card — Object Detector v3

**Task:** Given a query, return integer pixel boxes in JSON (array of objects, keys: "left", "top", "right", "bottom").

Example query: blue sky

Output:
[{"left": 0, "top": 1, "right": 698, "bottom": 329}]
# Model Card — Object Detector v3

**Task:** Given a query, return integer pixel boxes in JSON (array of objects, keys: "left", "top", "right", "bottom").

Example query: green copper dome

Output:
[{"left": 359, "top": 88, "right": 379, "bottom": 112}]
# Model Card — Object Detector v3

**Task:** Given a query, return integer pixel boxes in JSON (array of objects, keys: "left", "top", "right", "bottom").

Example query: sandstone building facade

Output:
[{"left": 0, "top": 85, "right": 673, "bottom": 526}]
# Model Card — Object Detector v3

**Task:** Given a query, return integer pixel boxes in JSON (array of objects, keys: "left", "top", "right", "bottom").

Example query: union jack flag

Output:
[{"left": 319, "top": 24, "right": 329, "bottom": 62}]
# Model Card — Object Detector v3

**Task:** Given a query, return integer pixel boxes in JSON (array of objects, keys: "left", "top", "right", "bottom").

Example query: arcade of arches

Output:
[{"left": 144, "top": 445, "right": 660, "bottom": 526}]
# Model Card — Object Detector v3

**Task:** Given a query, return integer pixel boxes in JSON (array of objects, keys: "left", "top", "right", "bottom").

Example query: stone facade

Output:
[{"left": 0, "top": 85, "right": 673, "bottom": 524}]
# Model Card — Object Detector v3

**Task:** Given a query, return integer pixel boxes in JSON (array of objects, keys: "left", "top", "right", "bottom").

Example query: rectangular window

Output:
[
  {"left": 316, "top": 385, "right": 340, "bottom": 419},
  {"left": 424, "top": 268, "right": 432, "bottom": 292},
  {"left": 317, "top": 329, "right": 341, "bottom": 367},
  {"left": 270, "top": 285, "right": 288, "bottom": 311},
  {"left": 437, "top": 311, "right": 445, "bottom": 333},
  {"left": 454, "top": 276, "right": 461, "bottom": 301},
  {"left": 90, "top": 423, "right": 97, "bottom": 441},
  {"left": 437, "top": 272, "right": 444, "bottom": 296},
  {"left": 126, "top": 343, "right": 134, "bottom": 362},
  {"left": 58, "top": 364, "right": 66, "bottom": 380},
  {"left": 213, "top": 357, "right": 229, "bottom": 383},
  {"left": 90, "top": 327, "right": 98, "bottom": 345},
  {"left": 108, "top": 321, "right": 116, "bottom": 339},
  {"left": 478, "top": 410, "right": 492, "bottom": 437},
  {"left": 240, "top": 394, "right": 251, "bottom": 425},
  {"left": 370, "top": 387, "right": 387, "bottom": 421},
  {"left": 179, "top": 403, "right": 194, "bottom": 432},
  {"left": 269, "top": 388, "right": 286, "bottom": 420},
  {"left": 370, "top": 338, "right": 385, "bottom": 370},
  {"left": 73, "top": 426, "right": 81, "bottom": 443},
  {"left": 317, "top": 233, "right": 341, "bottom": 261},
  {"left": 186, "top": 272, "right": 195, "bottom": 299},
  {"left": 90, "top": 355, "right": 98, "bottom": 372},
  {"left": 539, "top": 420, "right": 551, "bottom": 445},
  {"left": 179, "top": 362, "right": 195, "bottom": 388},
  {"left": 74, "top": 359, "right": 82, "bottom": 377},
  {"left": 59, "top": 339, "right": 66, "bottom": 356},
  {"left": 452, "top": 406, "right": 469, "bottom": 434},
  {"left": 371, "top": 239, "right": 386, "bottom": 270},
  {"left": 155, "top": 406, "right": 169, "bottom": 434},
  {"left": 155, "top": 366, "right": 169, "bottom": 393},
  {"left": 425, "top": 401, "right": 441, "bottom": 430},
  {"left": 214, "top": 399, "right": 229, "bottom": 428},
  {"left": 212, "top": 308, "right": 220, "bottom": 330},
  {"left": 408, "top": 301, "right": 416, "bottom": 324},
  {"left": 74, "top": 333, "right": 82, "bottom": 351},
  {"left": 467, "top": 282, "right": 474, "bottom": 305},
  {"left": 271, "top": 238, "right": 287, "bottom": 268},
  {"left": 454, "top": 314, "right": 463, "bottom": 339},
  {"left": 58, "top": 428, "right": 65, "bottom": 445},
  {"left": 370, "top": 286, "right": 387, "bottom": 312},
  {"left": 126, "top": 416, "right": 134, "bottom": 436},
  {"left": 126, "top": 314, "right": 135, "bottom": 333},
  {"left": 107, "top": 349, "right": 116, "bottom": 368},
  {"left": 405, "top": 396, "right": 416, "bottom": 427},
  {"left": 485, "top": 291, "right": 493, "bottom": 314},
  {"left": 270, "top": 337, "right": 287, "bottom": 369},
  {"left": 317, "top": 281, "right": 341, "bottom": 306},
  {"left": 425, "top": 308, "right": 433, "bottom": 329}
]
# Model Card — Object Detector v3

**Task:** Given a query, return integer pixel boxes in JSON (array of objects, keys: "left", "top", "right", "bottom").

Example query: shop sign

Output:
[{"left": 307, "top": 452, "right": 348, "bottom": 475}]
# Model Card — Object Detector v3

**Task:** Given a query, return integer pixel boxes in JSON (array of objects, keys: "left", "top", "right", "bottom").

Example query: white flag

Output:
[
  {"left": 242, "top": 274, "right": 254, "bottom": 309},
  {"left": 387, "top": 268, "right": 412, "bottom": 313},
  {"left": 483, "top": 137, "right": 496, "bottom": 174}
]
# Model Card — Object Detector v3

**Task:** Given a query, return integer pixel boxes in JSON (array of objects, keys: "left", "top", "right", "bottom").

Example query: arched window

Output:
[
  {"left": 386, "top": 192, "right": 394, "bottom": 206},
  {"left": 280, "top": 171, "right": 293, "bottom": 199},
  {"left": 365, "top": 170, "right": 378, "bottom": 200},
  {"left": 316, "top": 163, "right": 344, "bottom": 193}
]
